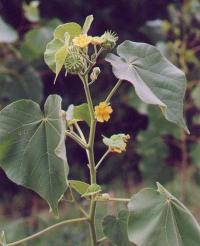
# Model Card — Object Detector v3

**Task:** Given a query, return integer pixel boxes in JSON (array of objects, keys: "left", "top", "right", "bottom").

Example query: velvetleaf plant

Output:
[{"left": 0, "top": 15, "right": 200, "bottom": 246}]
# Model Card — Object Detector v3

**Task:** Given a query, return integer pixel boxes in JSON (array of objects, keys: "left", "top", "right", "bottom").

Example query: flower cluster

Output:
[{"left": 72, "top": 31, "right": 118, "bottom": 49}]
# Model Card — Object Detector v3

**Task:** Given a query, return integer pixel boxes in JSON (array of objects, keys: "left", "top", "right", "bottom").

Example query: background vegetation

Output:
[{"left": 0, "top": 0, "right": 200, "bottom": 244}]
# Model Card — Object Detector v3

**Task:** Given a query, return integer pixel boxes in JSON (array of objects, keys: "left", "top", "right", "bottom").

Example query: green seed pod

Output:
[
  {"left": 101, "top": 31, "right": 118, "bottom": 50},
  {"left": 64, "top": 46, "right": 85, "bottom": 74}
]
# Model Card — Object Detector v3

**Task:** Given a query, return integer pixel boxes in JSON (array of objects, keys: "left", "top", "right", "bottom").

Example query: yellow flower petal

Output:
[{"left": 73, "top": 34, "right": 91, "bottom": 48}]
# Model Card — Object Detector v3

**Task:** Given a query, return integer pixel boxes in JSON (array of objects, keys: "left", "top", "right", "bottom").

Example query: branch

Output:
[
  {"left": 105, "top": 79, "right": 122, "bottom": 103},
  {"left": 7, "top": 217, "right": 87, "bottom": 246}
]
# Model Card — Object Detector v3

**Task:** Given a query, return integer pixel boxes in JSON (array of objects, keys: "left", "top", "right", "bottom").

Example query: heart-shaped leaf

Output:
[
  {"left": 102, "top": 210, "right": 132, "bottom": 246},
  {"left": 54, "top": 23, "right": 81, "bottom": 41},
  {"left": 128, "top": 182, "right": 200, "bottom": 246},
  {"left": 105, "top": 40, "right": 189, "bottom": 133},
  {"left": 0, "top": 95, "right": 68, "bottom": 216}
]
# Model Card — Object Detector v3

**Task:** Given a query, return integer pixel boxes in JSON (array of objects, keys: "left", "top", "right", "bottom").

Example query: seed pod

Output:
[
  {"left": 64, "top": 46, "right": 85, "bottom": 74},
  {"left": 101, "top": 31, "right": 118, "bottom": 50}
]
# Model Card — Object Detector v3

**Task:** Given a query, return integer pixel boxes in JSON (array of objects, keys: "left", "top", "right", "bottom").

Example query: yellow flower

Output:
[
  {"left": 91, "top": 36, "right": 104, "bottom": 45},
  {"left": 72, "top": 34, "right": 92, "bottom": 48},
  {"left": 95, "top": 102, "right": 113, "bottom": 123}
]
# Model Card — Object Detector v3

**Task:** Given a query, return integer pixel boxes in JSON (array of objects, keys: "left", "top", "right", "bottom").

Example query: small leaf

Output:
[
  {"left": 73, "top": 103, "right": 91, "bottom": 126},
  {"left": 69, "top": 180, "right": 90, "bottom": 195},
  {"left": 54, "top": 23, "right": 82, "bottom": 41},
  {"left": 82, "top": 15, "right": 94, "bottom": 34},
  {"left": 82, "top": 184, "right": 101, "bottom": 197},
  {"left": 44, "top": 38, "right": 63, "bottom": 73},
  {"left": 0, "top": 95, "right": 68, "bottom": 216},
  {"left": 0, "top": 17, "right": 18, "bottom": 43},
  {"left": 23, "top": 1, "right": 40, "bottom": 22},
  {"left": 66, "top": 103, "right": 91, "bottom": 126},
  {"left": 102, "top": 210, "right": 132, "bottom": 246},
  {"left": 105, "top": 40, "right": 189, "bottom": 133},
  {"left": 128, "top": 182, "right": 200, "bottom": 246},
  {"left": 0, "top": 231, "right": 7, "bottom": 246}
]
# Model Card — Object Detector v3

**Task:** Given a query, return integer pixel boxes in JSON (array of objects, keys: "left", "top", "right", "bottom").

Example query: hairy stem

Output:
[
  {"left": 81, "top": 74, "right": 97, "bottom": 245},
  {"left": 7, "top": 218, "right": 87, "bottom": 246}
]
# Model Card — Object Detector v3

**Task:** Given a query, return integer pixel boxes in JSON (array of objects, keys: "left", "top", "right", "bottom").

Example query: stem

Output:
[
  {"left": 97, "top": 237, "right": 107, "bottom": 244},
  {"left": 65, "top": 131, "right": 88, "bottom": 149},
  {"left": 105, "top": 79, "right": 122, "bottom": 103},
  {"left": 7, "top": 218, "right": 87, "bottom": 246},
  {"left": 96, "top": 197, "right": 130, "bottom": 202},
  {"left": 81, "top": 74, "right": 97, "bottom": 245},
  {"left": 74, "top": 122, "right": 87, "bottom": 143},
  {"left": 69, "top": 187, "right": 89, "bottom": 217},
  {"left": 95, "top": 149, "right": 110, "bottom": 170}
]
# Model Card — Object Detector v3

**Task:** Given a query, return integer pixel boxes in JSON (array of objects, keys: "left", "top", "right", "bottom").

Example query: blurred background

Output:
[{"left": 0, "top": 0, "right": 200, "bottom": 245}]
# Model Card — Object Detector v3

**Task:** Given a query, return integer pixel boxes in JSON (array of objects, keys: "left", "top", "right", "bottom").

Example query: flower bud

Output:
[{"left": 90, "top": 67, "right": 101, "bottom": 81}]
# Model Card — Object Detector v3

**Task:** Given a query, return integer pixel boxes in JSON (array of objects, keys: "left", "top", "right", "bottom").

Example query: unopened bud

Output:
[{"left": 90, "top": 67, "right": 101, "bottom": 81}]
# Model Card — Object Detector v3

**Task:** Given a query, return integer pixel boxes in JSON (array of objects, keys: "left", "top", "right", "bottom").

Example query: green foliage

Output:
[
  {"left": 102, "top": 210, "right": 132, "bottom": 246},
  {"left": 0, "top": 17, "right": 18, "bottom": 43},
  {"left": 0, "top": 61, "right": 43, "bottom": 105},
  {"left": 0, "top": 12, "right": 197, "bottom": 246},
  {"left": 106, "top": 41, "right": 188, "bottom": 132},
  {"left": 66, "top": 103, "right": 90, "bottom": 126},
  {"left": 20, "top": 19, "right": 61, "bottom": 61},
  {"left": 128, "top": 183, "right": 200, "bottom": 246},
  {"left": 0, "top": 95, "right": 68, "bottom": 215}
]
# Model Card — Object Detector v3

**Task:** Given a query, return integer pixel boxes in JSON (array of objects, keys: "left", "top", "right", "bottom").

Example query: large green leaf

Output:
[
  {"left": 105, "top": 41, "right": 188, "bottom": 132},
  {"left": 0, "top": 95, "right": 68, "bottom": 215},
  {"left": 0, "top": 17, "right": 18, "bottom": 43},
  {"left": 102, "top": 210, "right": 132, "bottom": 246},
  {"left": 128, "top": 182, "right": 200, "bottom": 246},
  {"left": 0, "top": 60, "right": 43, "bottom": 105}
]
